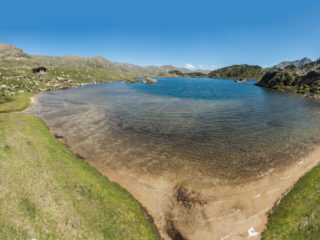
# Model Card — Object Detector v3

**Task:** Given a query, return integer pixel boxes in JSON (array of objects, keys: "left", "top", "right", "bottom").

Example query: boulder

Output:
[
  {"left": 142, "top": 78, "right": 158, "bottom": 84},
  {"left": 235, "top": 78, "right": 248, "bottom": 83}
]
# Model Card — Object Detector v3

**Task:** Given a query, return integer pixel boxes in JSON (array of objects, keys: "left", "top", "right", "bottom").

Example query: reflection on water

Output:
[{"left": 27, "top": 78, "right": 320, "bottom": 179}]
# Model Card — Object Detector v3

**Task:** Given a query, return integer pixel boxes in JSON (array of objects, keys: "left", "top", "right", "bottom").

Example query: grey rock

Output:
[
  {"left": 142, "top": 78, "right": 158, "bottom": 84},
  {"left": 235, "top": 78, "right": 248, "bottom": 83}
]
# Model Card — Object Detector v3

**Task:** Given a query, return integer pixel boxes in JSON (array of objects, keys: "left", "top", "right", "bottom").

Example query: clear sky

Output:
[{"left": 1, "top": 0, "right": 320, "bottom": 70}]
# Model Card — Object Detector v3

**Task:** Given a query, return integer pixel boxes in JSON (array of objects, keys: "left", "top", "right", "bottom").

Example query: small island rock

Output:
[
  {"left": 142, "top": 78, "right": 158, "bottom": 84},
  {"left": 235, "top": 78, "right": 248, "bottom": 83}
]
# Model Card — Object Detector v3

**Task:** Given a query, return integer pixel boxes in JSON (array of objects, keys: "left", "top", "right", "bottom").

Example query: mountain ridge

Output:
[
  {"left": 1, "top": 41, "right": 317, "bottom": 83},
  {"left": 0, "top": 41, "right": 200, "bottom": 75}
]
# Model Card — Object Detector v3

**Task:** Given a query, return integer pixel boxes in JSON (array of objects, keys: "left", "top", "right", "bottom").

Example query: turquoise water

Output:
[
  {"left": 131, "top": 77, "right": 266, "bottom": 99},
  {"left": 28, "top": 78, "right": 320, "bottom": 178}
]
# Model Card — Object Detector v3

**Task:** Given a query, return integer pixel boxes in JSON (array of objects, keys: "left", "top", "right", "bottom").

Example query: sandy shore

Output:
[
  {"left": 24, "top": 94, "right": 320, "bottom": 240},
  {"left": 82, "top": 146, "right": 320, "bottom": 240},
  {"left": 46, "top": 123, "right": 320, "bottom": 240}
]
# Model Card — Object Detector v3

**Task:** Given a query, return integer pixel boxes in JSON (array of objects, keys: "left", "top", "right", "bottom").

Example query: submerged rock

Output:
[{"left": 142, "top": 77, "right": 158, "bottom": 84}]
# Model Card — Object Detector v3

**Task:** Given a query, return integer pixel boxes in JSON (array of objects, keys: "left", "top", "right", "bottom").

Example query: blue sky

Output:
[{"left": 1, "top": 0, "right": 320, "bottom": 69}]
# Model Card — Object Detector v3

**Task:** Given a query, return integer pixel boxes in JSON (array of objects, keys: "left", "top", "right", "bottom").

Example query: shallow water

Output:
[
  {"left": 26, "top": 77, "right": 320, "bottom": 239},
  {"left": 27, "top": 78, "right": 320, "bottom": 180}
]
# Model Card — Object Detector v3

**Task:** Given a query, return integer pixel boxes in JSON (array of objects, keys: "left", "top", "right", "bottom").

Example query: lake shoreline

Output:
[
  {"left": 0, "top": 93, "right": 161, "bottom": 239},
  {"left": 25, "top": 81, "right": 320, "bottom": 239},
  {"left": 33, "top": 104, "right": 320, "bottom": 239}
]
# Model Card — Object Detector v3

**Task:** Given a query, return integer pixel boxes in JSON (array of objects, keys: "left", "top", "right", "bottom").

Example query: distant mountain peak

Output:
[{"left": 273, "top": 57, "right": 312, "bottom": 69}]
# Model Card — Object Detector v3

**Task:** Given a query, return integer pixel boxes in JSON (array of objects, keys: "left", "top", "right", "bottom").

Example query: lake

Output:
[
  {"left": 26, "top": 77, "right": 320, "bottom": 239},
  {"left": 28, "top": 77, "right": 320, "bottom": 179}
]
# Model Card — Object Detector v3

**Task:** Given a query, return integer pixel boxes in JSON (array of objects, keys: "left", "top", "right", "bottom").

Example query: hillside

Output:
[
  {"left": 32, "top": 55, "right": 193, "bottom": 75},
  {"left": 0, "top": 42, "right": 151, "bottom": 99},
  {"left": 168, "top": 70, "right": 207, "bottom": 77},
  {"left": 0, "top": 59, "right": 148, "bottom": 99},
  {"left": 273, "top": 57, "right": 312, "bottom": 69},
  {"left": 256, "top": 59, "right": 320, "bottom": 97},
  {"left": 208, "top": 64, "right": 264, "bottom": 79},
  {"left": 32, "top": 55, "right": 114, "bottom": 69},
  {"left": 112, "top": 62, "right": 194, "bottom": 75},
  {"left": 0, "top": 42, "right": 30, "bottom": 59},
  {"left": 0, "top": 41, "right": 198, "bottom": 76}
]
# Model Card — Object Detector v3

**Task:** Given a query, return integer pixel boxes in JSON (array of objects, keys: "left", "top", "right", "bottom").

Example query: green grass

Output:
[
  {"left": 3, "top": 58, "right": 320, "bottom": 240},
  {"left": 0, "top": 96, "right": 160, "bottom": 239},
  {"left": 0, "top": 59, "right": 161, "bottom": 239},
  {"left": 0, "top": 93, "right": 33, "bottom": 112},
  {"left": 262, "top": 164, "right": 320, "bottom": 240}
]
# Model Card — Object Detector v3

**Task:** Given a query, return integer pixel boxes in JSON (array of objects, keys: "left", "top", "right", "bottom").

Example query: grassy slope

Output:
[
  {"left": 0, "top": 93, "right": 33, "bottom": 112},
  {"left": 207, "top": 64, "right": 265, "bottom": 79},
  {"left": 0, "top": 59, "right": 148, "bottom": 97},
  {"left": 0, "top": 96, "right": 159, "bottom": 239},
  {"left": 262, "top": 164, "right": 320, "bottom": 239}
]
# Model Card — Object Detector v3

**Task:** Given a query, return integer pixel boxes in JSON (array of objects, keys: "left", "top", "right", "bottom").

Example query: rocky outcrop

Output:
[
  {"left": 255, "top": 60, "right": 320, "bottom": 97},
  {"left": 142, "top": 78, "right": 158, "bottom": 84},
  {"left": 235, "top": 78, "right": 248, "bottom": 83}
]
